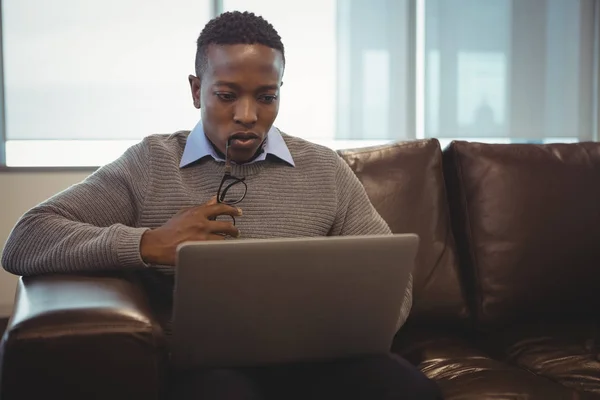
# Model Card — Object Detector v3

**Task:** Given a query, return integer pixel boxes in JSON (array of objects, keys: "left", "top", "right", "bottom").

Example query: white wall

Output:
[{"left": 0, "top": 171, "right": 91, "bottom": 316}]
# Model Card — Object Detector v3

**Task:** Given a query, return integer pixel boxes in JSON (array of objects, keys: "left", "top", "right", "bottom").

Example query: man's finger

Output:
[
  {"left": 205, "top": 196, "right": 218, "bottom": 206},
  {"left": 207, "top": 233, "right": 228, "bottom": 241},
  {"left": 204, "top": 203, "right": 243, "bottom": 219},
  {"left": 206, "top": 220, "right": 240, "bottom": 238}
]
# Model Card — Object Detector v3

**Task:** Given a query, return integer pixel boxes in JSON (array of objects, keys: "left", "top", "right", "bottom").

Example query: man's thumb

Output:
[{"left": 205, "top": 196, "right": 218, "bottom": 206}]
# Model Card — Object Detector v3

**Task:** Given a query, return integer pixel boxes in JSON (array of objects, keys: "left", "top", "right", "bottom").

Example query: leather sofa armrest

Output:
[{"left": 0, "top": 273, "right": 168, "bottom": 400}]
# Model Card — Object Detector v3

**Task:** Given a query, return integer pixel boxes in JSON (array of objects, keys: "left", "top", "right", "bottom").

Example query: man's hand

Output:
[{"left": 139, "top": 197, "right": 242, "bottom": 266}]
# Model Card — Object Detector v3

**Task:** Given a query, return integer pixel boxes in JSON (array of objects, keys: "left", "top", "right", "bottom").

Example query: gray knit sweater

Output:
[{"left": 1, "top": 131, "right": 412, "bottom": 331}]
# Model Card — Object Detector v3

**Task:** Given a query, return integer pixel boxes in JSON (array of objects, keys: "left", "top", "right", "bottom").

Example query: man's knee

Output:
[
  {"left": 384, "top": 355, "right": 442, "bottom": 400},
  {"left": 315, "top": 354, "right": 441, "bottom": 400},
  {"left": 169, "top": 368, "right": 263, "bottom": 400}
]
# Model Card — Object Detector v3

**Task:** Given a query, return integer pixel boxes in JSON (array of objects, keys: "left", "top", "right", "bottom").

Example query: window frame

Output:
[{"left": 0, "top": 0, "right": 7, "bottom": 169}]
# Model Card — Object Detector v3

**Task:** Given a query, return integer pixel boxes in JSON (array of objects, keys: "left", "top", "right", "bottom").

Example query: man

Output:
[{"left": 2, "top": 11, "right": 442, "bottom": 400}]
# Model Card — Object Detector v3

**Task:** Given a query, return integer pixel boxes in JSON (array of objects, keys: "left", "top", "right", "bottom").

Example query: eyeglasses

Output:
[{"left": 216, "top": 138, "right": 247, "bottom": 224}]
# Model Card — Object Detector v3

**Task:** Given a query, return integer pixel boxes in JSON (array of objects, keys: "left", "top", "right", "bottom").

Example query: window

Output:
[
  {"left": 222, "top": 0, "right": 414, "bottom": 146},
  {"left": 2, "top": 0, "right": 211, "bottom": 166},
  {"left": 1, "top": 0, "right": 599, "bottom": 167},
  {"left": 423, "top": 0, "right": 598, "bottom": 149}
]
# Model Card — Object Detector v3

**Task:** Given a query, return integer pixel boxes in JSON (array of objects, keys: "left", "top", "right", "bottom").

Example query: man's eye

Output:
[
  {"left": 216, "top": 92, "right": 236, "bottom": 102},
  {"left": 259, "top": 95, "right": 278, "bottom": 104}
]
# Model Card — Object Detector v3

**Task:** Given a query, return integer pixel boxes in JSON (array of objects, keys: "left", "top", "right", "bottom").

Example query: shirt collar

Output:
[{"left": 180, "top": 120, "right": 295, "bottom": 168}]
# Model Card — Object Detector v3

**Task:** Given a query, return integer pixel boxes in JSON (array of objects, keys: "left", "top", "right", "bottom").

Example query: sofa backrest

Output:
[
  {"left": 443, "top": 141, "right": 600, "bottom": 330},
  {"left": 339, "top": 139, "right": 469, "bottom": 325}
]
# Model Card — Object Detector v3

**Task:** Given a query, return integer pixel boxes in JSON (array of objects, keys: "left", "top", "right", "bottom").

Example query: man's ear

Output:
[{"left": 188, "top": 74, "right": 201, "bottom": 109}]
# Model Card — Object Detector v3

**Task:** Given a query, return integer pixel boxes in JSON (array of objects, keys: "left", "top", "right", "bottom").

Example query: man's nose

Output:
[{"left": 233, "top": 98, "right": 258, "bottom": 126}]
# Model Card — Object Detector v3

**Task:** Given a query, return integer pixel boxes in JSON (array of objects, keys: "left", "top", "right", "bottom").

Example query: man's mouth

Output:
[{"left": 228, "top": 132, "right": 260, "bottom": 149}]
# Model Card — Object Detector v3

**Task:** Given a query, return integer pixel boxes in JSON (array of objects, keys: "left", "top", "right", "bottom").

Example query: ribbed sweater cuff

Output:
[{"left": 116, "top": 226, "right": 150, "bottom": 269}]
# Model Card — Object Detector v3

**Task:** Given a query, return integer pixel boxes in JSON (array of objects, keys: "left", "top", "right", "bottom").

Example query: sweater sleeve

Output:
[
  {"left": 1, "top": 139, "right": 152, "bottom": 277},
  {"left": 331, "top": 156, "right": 413, "bottom": 331}
]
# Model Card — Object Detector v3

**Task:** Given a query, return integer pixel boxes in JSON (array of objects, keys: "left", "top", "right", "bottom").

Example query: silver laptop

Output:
[{"left": 170, "top": 233, "right": 419, "bottom": 370}]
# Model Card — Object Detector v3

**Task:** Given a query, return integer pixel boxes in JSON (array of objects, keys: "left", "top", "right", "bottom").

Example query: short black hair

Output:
[{"left": 195, "top": 11, "right": 285, "bottom": 77}]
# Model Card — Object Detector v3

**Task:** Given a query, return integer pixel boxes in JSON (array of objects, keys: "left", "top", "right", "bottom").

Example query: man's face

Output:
[{"left": 189, "top": 44, "right": 284, "bottom": 164}]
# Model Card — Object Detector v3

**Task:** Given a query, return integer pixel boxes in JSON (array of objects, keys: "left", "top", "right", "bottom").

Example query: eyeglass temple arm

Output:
[{"left": 225, "top": 137, "right": 233, "bottom": 175}]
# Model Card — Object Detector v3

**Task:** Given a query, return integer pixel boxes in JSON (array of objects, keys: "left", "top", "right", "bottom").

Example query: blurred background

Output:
[
  {"left": 0, "top": 0, "right": 598, "bottom": 324},
  {"left": 0, "top": 0, "right": 597, "bottom": 167}
]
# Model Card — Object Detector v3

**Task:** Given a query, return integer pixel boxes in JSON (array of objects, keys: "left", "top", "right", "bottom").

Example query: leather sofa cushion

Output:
[
  {"left": 339, "top": 140, "right": 468, "bottom": 324},
  {"left": 443, "top": 141, "right": 600, "bottom": 329},
  {"left": 393, "top": 333, "right": 600, "bottom": 400},
  {"left": 486, "top": 322, "right": 600, "bottom": 395}
]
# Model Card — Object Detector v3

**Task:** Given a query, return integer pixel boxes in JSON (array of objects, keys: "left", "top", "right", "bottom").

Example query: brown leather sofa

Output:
[{"left": 2, "top": 139, "right": 600, "bottom": 399}]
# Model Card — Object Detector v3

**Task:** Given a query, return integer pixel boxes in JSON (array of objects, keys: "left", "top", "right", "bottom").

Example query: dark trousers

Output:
[{"left": 169, "top": 354, "right": 443, "bottom": 400}]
